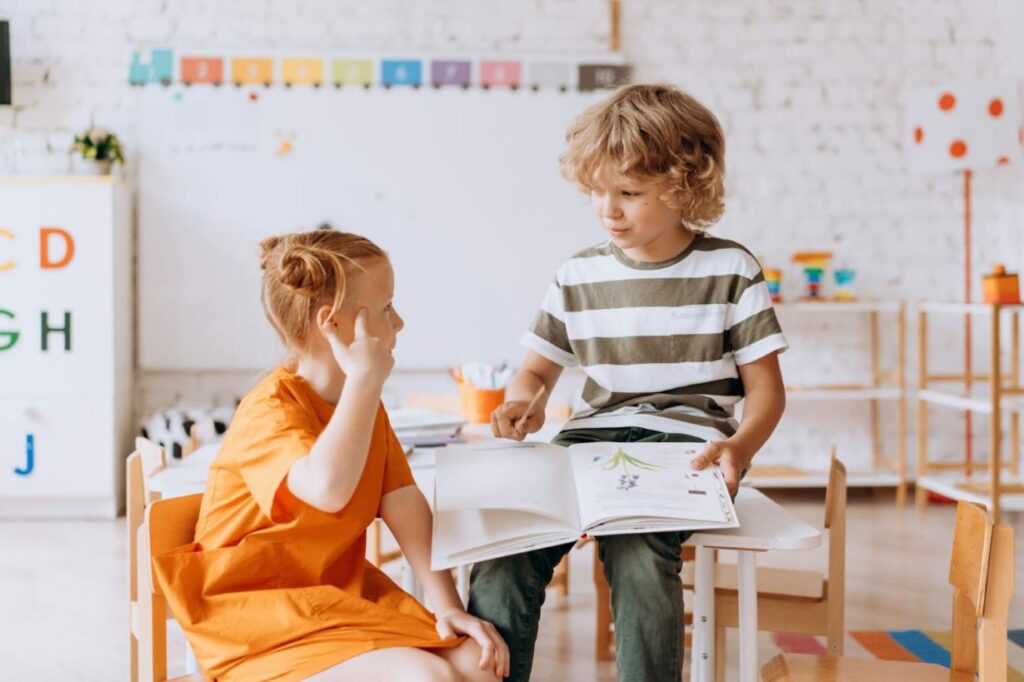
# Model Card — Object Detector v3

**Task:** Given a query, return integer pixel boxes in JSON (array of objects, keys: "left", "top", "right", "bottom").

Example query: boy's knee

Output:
[
  {"left": 471, "top": 553, "right": 546, "bottom": 600},
  {"left": 599, "top": 533, "right": 683, "bottom": 586}
]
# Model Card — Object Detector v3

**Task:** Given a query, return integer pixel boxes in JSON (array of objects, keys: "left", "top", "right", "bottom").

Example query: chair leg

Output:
[
  {"left": 556, "top": 555, "right": 570, "bottom": 597},
  {"left": 593, "top": 551, "right": 613, "bottom": 662},
  {"left": 827, "top": 604, "right": 845, "bottom": 655},
  {"left": 129, "top": 631, "right": 139, "bottom": 682},
  {"left": 715, "top": 626, "right": 726, "bottom": 682}
]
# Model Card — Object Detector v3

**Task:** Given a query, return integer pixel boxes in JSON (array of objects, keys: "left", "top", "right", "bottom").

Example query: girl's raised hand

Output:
[{"left": 324, "top": 309, "right": 394, "bottom": 385}]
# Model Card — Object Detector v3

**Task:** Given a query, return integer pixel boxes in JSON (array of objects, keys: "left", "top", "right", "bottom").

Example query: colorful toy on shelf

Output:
[
  {"left": 982, "top": 264, "right": 1020, "bottom": 304},
  {"left": 791, "top": 251, "right": 832, "bottom": 300},
  {"left": 833, "top": 268, "right": 856, "bottom": 302},
  {"left": 764, "top": 268, "right": 782, "bottom": 303}
]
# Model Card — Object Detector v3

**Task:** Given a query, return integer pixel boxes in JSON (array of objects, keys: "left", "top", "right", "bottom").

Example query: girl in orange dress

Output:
[{"left": 153, "top": 229, "right": 509, "bottom": 681}]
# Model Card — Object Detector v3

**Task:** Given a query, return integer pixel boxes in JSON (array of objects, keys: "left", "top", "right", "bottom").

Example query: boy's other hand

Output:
[
  {"left": 691, "top": 441, "right": 745, "bottom": 495},
  {"left": 491, "top": 400, "right": 545, "bottom": 441}
]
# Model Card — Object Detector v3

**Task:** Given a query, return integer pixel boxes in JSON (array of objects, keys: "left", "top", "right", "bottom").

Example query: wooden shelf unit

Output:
[
  {"left": 915, "top": 301, "right": 1024, "bottom": 521},
  {"left": 753, "top": 301, "right": 907, "bottom": 504}
]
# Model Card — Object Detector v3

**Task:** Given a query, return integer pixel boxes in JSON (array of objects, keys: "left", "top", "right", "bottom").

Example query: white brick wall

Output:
[{"left": 2, "top": 0, "right": 1023, "bottom": 469}]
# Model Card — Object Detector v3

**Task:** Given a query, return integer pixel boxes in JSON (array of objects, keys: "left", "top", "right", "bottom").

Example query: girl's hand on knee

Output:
[
  {"left": 691, "top": 441, "right": 745, "bottom": 495},
  {"left": 435, "top": 608, "right": 510, "bottom": 678}
]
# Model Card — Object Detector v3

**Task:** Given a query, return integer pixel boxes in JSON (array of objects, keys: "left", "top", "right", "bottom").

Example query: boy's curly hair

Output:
[{"left": 560, "top": 83, "right": 726, "bottom": 231}]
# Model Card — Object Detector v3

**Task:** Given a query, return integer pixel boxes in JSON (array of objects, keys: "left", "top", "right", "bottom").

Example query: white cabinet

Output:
[{"left": 0, "top": 177, "right": 132, "bottom": 517}]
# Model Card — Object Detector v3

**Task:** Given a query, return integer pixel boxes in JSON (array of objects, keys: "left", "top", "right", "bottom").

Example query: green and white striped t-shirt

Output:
[{"left": 522, "top": 233, "right": 788, "bottom": 441}]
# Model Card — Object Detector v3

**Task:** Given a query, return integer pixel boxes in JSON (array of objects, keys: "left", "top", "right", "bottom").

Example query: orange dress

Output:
[{"left": 152, "top": 367, "right": 461, "bottom": 681}]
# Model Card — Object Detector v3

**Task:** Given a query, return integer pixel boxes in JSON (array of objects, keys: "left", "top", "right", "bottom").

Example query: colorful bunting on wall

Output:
[
  {"left": 129, "top": 48, "right": 174, "bottom": 85},
  {"left": 128, "top": 48, "right": 631, "bottom": 93}
]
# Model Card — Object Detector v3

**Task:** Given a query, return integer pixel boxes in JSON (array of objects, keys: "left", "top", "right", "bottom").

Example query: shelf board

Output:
[
  {"left": 917, "top": 388, "right": 1024, "bottom": 414},
  {"left": 786, "top": 387, "right": 902, "bottom": 401},
  {"left": 916, "top": 473, "right": 1024, "bottom": 512},
  {"left": 743, "top": 467, "right": 903, "bottom": 489},
  {"left": 919, "top": 301, "right": 1024, "bottom": 314},
  {"left": 776, "top": 300, "right": 902, "bottom": 313}
]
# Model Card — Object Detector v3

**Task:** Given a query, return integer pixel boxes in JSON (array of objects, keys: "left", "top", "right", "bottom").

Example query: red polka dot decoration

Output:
[{"left": 907, "top": 83, "right": 1019, "bottom": 173}]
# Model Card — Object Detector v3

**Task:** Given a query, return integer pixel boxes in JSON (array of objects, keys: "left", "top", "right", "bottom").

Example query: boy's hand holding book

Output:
[{"left": 691, "top": 440, "right": 748, "bottom": 495}]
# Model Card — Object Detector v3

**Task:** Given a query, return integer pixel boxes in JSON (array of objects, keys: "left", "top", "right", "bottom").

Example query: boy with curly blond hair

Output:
[{"left": 468, "top": 84, "right": 789, "bottom": 682}]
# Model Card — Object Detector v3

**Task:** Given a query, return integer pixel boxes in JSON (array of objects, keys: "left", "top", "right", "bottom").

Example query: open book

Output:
[{"left": 431, "top": 441, "right": 738, "bottom": 569}]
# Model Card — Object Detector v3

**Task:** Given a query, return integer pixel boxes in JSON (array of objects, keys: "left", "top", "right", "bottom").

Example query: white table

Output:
[{"left": 685, "top": 487, "right": 821, "bottom": 682}]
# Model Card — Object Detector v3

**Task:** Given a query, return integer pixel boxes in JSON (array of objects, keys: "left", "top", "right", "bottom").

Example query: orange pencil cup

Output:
[{"left": 457, "top": 380, "right": 506, "bottom": 424}]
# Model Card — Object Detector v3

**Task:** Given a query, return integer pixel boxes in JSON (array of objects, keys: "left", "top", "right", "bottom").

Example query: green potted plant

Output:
[{"left": 70, "top": 127, "right": 125, "bottom": 175}]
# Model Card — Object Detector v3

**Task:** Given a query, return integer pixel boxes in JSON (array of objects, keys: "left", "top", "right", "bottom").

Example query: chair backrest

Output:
[
  {"left": 822, "top": 449, "right": 846, "bottom": 532},
  {"left": 138, "top": 494, "right": 202, "bottom": 682},
  {"left": 137, "top": 437, "right": 167, "bottom": 508},
  {"left": 147, "top": 494, "right": 204, "bottom": 583},
  {"left": 947, "top": 500, "right": 1014, "bottom": 680},
  {"left": 822, "top": 452, "right": 847, "bottom": 652},
  {"left": 822, "top": 453, "right": 847, "bottom": 580},
  {"left": 128, "top": 439, "right": 169, "bottom": 610}
]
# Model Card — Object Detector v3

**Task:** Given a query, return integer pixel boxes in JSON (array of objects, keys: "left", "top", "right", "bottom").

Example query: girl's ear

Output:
[{"left": 315, "top": 305, "right": 336, "bottom": 333}]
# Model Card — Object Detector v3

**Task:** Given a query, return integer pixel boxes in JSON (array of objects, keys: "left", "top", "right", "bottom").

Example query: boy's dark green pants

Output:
[{"left": 467, "top": 426, "right": 705, "bottom": 682}]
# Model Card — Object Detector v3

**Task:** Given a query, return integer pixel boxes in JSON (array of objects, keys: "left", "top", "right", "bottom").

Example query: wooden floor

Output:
[{"left": 1, "top": 489, "right": 1020, "bottom": 681}]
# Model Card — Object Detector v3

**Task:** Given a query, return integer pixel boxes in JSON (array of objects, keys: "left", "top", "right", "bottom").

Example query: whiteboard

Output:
[{"left": 136, "top": 87, "right": 608, "bottom": 370}]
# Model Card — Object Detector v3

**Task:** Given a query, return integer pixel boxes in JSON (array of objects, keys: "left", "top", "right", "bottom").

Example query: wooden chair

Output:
[
  {"left": 762, "top": 500, "right": 1014, "bottom": 682},
  {"left": 128, "top": 438, "right": 169, "bottom": 682},
  {"left": 136, "top": 493, "right": 206, "bottom": 681},
  {"left": 680, "top": 454, "right": 847, "bottom": 679}
]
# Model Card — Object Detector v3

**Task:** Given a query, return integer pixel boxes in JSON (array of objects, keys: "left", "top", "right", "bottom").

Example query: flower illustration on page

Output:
[{"left": 598, "top": 447, "right": 662, "bottom": 491}]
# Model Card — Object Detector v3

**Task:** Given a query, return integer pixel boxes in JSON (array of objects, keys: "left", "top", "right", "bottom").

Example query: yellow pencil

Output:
[{"left": 515, "top": 385, "right": 546, "bottom": 435}]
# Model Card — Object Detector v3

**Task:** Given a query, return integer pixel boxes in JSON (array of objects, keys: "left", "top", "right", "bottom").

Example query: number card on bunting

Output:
[
  {"left": 431, "top": 60, "right": 471, "bottom": 88},
  {"left": 480, "top": 60, "right": 521, "bottom": 89},
  {"left": 578, "top": 64, "right": 631, "bottom": 92},
  {"left": 129, "top": 48, "right": 174, "bottom": 85},
  {"left": 381, "top": 60, "right": 422, "bottom": 87},
  {"left": 181, "top": 57, "right": 223, "bottom": 85},
  {"left": 527, "top": 61, "right": 573, "bottom": 91},
  {"left": 332, "top": 59, "right": 374, "bottom": 87},
  {"left": 231, "top": 57, "right": 273, "bottom": 86},
  {"left": 282, "top": 58, "right": 324, "bottom": 86},
  {"left": 906, "top": 81, "right": 1022, "bottom": 174}
]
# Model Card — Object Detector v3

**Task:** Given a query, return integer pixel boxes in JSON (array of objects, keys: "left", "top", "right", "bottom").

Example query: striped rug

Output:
[{"left": 769, "top": 629, "right": 1024, "bottom": 680}]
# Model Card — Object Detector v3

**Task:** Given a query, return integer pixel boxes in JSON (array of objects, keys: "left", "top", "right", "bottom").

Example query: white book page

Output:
[
  {"left": 431, "top": 507, "right": 579, "bottom": 570},
  {"left": 568, "top": 442, "right": 735, "bottom": 531},
  {"left": 434, "top": 442, "right": 581, "bottom": 528}
]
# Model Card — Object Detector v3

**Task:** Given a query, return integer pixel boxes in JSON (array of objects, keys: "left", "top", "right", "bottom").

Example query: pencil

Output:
[{"left": 515, "top": 385, "right": 546, "bottom": 435}]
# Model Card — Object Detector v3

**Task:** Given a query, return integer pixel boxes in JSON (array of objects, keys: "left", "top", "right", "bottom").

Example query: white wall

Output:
[{"left": 3, "top": 0, "right": 1023, "bottom": 468}]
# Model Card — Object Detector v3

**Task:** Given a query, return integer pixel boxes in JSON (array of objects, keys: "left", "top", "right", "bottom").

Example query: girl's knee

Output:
[
  {"left": 414, "top": 656, "right": 461, "bottom": 682},
  {"left": 446, "top": 639, "right": 501, "bottom": 682}
]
